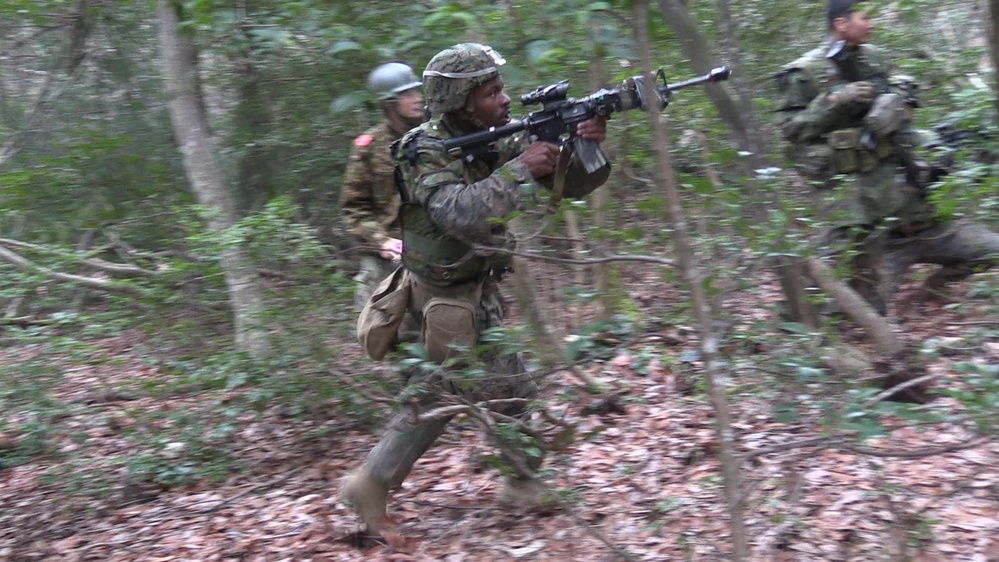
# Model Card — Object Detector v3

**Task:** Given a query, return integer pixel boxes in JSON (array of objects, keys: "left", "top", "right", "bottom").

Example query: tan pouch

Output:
[
  {"left": 421, "top": 297, "right": 478, "bottom": 364},
  {"left": 356, "top": 266, "right": 410, "bottom": 361},
  {"left": 828, "top": 128, "right": 861, "bottom": 174}
]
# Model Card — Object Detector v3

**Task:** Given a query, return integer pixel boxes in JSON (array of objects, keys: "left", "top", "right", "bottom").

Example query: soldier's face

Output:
[
  {"left": 469, "top": 76, "right": 511, "bottom": 128},
  {"left": 395, "top": 88, "right": 424, "bottom": 121},
  {"left": 835, "top": 11, "right": 873, "bottom": 47}
]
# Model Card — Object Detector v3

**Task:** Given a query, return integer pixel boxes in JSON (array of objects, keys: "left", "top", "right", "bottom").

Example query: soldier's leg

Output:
[
  {"left": 341, "top": 387, "right": 452, "bottom": 534},
  {"left": 887, "top": 220, "right": 999, "bottom": 290},
  {"left": 847, "top": 228, "right": 889, "bottom": 315},
  {"left": 472, "top": 286, "right": 552, "bottom": 505}
]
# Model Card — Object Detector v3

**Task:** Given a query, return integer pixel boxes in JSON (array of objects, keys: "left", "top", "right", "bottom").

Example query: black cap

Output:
[{"left": 827, "top": 0, "right": 861, "bottom": 27}]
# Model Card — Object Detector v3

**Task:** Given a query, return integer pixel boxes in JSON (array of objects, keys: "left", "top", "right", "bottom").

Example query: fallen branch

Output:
[
  {"left": 804, "top": 256, "right": 904, "bottom": 357},
  {"left": 843, "top": 436, "right": 989, "bottom": 459},
  {"left": 199, "top": 467, "right": 303, "bottom": 513},
  {"left": 0, "top": 245, "right": 144, "bottom": 296},
  {"left": 0, "top": 238, "right": 158, "bottom": 277},
  {"left": 862, "top": 371, "right": 941, "bottom": 408}
]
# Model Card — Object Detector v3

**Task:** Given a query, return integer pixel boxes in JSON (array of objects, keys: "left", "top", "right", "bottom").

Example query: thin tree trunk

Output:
[
  {"left": 587, "top": 51, "right": 617, "bottom": 318},
  {"left": 633, "top": 2, "right": 747, "bottom": 559},
  {"left": 156, "top": 0, "right": 270, "bottom": 359},
  {"left": 990, "top": 0, "right": 999, "bottom": 115},
  {"left": 657, "top": 0, "right": 818, "bottom": 326}
]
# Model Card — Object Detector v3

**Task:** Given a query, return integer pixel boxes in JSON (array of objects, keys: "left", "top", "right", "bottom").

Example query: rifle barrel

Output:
[{"left": 667, "top": 66, "right": 731, "bottom": 92}]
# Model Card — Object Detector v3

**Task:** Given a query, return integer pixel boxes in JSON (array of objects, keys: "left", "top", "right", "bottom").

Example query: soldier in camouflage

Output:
[
  {"left": 879, "top": 80, "right": 999, "bottom": 296},
  {"left": 340, "top": 43, "right": 610, "bottom": 535},
  {"left": 340, "top": 62, "right": 424, "bottom": 309},
  {"left": 775, "top": 0, "right": 929, "bottom": 315}
]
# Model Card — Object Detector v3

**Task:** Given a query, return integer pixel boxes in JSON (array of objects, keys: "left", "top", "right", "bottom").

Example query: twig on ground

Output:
[{"left": 199, "top": 467, "right": 304, "bottom": 513}]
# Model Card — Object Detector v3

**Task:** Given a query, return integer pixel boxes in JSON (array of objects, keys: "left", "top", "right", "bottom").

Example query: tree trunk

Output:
[
  {"left": 657, "top": 0, "right": 818, "bottom": 326},
  {"left": 990, "top": 0, "right": 999, "bottom": 116},
  {"left": 587, "top": 51, "right": 617, "bottom": 319},
  {"left": 634, "top": 2, "right": 747, "bottom": 559},
  {"left": 156, "top": 0, "right": 271, "bottom": 359}
]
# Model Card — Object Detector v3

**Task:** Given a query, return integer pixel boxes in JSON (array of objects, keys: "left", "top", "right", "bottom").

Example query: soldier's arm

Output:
[
  {"left": 339, "top": 140, "right": 391, "bottom": 247},
  {"left": 777, "top": 68, "right": 857, "bottom": 143},
  {"left": 409, "top": 136, "right": 542, "bottom": 242},
  {"left": 496, "top": 130, "right": 611, "bottom": 199}
]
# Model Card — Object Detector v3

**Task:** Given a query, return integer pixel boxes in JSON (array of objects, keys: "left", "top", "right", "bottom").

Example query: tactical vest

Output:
[
  {"left": 393, "top": 128, "right": 505, "bottom": 287},
  {"left": 778, "top": 43, "right": 896, "bottom": 177}
]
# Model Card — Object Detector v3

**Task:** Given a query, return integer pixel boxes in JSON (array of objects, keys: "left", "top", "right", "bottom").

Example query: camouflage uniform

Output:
[
  {"left": 776, "top": 42, "right": 923, "bottom": 313},
  {"left": 341, "top": 43, "right": 609, "bottom": 534},
  {"left": 881, "top": 128, "right": 999, "bottom": 293},
  {"left": 340, "top": 121, "right": 405, "bottom": 309}
]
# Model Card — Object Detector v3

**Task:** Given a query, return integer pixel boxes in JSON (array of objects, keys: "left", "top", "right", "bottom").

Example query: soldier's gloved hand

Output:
[
  {"left": 829, "top": 81, "right": 875, "bottom": 107},
  {"left": 379, "top": 237, "right": 402, "bottom": 260},
  {"left": 519, "top": 141, "right": 561, "bottom": 179},
  {"left": 864, "top": 93, "right": 910, "bottom": 139}
]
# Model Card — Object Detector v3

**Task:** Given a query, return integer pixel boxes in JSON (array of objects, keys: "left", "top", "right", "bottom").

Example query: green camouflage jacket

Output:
[
  {"left": 775, "top": 42, "right": 925, "bottom": 226},
  {"left": 394, "top": 115, "right": 610, "bottom": 285},
  {"left": 339, "top": 121, "right": 404, "bottom": 251}
]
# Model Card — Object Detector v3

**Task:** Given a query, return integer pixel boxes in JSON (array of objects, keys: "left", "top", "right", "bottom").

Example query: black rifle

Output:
[{"left": 442, "top": 66, "right": 731, "bottom": 174}]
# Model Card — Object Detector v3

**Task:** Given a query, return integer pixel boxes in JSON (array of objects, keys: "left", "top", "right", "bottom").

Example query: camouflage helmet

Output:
[
  {"left": 422, "top": 43, "right": 506, "bottom": 116},
  {"left": 889, "top": 74, "right": 922, "bottom": 107},
  {"left": 367, "top": 62, "right": 422, "bottom": 100}
]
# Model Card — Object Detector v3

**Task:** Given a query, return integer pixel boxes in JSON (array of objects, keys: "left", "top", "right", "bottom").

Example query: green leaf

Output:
[{"left": 328, "top": 40, "right": 361, "bottom": 54}]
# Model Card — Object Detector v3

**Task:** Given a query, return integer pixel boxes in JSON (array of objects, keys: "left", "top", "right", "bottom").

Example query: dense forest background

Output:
[{"left": 1, "top": 1, "right": 997, "bottom": 560}]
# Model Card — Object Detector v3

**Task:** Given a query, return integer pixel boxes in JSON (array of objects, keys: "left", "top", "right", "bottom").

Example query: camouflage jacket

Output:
[
  {"left": 775, "top": 41, "right": 924, "bottom": 225},
  {"left": 394, "top": 115, "right": 610, "bottom": 285},
  {"left": 339, "top": 121, "right": 405, "bottom": 251}
]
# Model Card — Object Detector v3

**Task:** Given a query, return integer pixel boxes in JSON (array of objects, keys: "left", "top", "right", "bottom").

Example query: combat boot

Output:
[
  {"left": 340, "top": 467, "right": 389, "bottom": 535},
  {"left": 500, "top": 477, "right": 559, "bottom": 510},
  {"left": 922, "top": 265, "right": 971, "bottom": 292}
]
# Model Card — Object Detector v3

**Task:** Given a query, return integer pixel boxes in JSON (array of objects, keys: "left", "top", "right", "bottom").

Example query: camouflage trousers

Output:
[
  {"left": 357, "top": 275, "right": 542, "bottom": 492},
  {"left": 884, "top": 219, "right": 999, "bottom": 293},
  {"left": 353, "top": 255, "right": 398, "bottom": 310},
  {"left": 819, "top": 225, "right": 890, "bottom": 315}
]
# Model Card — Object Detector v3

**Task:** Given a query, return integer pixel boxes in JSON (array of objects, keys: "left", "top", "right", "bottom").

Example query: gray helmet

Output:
[
  {"left": 367, "top": 62, "right": 422, "bottom": 100},
  {"left": 423, "top": 43, "right": 506, "bottom": 116}
]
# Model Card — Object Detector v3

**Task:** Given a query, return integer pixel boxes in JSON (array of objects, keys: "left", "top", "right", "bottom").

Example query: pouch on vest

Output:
[
  {"left": 798, "top": 143, "right": 833, "bottom": 182},
  {"left": 828, "top": 127, "right": 862, "bottom": 174},
  {"left": 357, "top": 266, "right": 410, "bottom": 361},
  {"left": 421, "top": 297, "right": 478, "bottom": 364}
]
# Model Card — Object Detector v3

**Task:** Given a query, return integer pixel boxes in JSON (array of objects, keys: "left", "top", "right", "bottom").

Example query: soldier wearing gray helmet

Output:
[
  {"left": 340, "top": 62, "right": 424, "bottom": 309},
  {"left": 341, "top": 43, "right": 610, "bottom": 536}
]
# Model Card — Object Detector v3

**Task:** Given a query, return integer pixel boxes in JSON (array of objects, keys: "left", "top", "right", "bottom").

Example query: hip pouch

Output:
[
  {"left": 421, "top": 297, "right": 479, "bottom": 364},
  {"left": 828, "top": 127, "right": 862, "bottom": 174},
  {"left": 357, "top": 266, "right": 410, "bottom": 361}
]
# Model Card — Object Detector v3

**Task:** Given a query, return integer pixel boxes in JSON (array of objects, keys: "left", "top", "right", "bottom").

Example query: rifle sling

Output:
[{"left": 547, "top": 141, "right": 574, "bottom": 214}]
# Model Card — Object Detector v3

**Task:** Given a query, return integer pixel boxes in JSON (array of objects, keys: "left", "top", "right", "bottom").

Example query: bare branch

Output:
[
  {"left": 0, "top": 245, "right": 143, "bottom": 296},
  {"left": 0, "top": 238, "right": 158, "bottom": 277}
]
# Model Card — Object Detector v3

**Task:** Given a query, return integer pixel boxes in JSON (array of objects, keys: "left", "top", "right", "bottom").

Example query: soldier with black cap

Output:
[{"left": 776, "top": 1, "right": 997, "bottom": 310}]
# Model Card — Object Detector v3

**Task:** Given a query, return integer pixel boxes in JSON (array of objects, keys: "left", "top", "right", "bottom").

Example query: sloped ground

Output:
[{"left": 1, "top": 272, "right": 997, "bottom": 562}]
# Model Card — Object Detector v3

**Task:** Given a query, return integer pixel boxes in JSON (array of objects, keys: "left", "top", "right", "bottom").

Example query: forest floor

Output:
[{"left": 1, "top": 269, "right": 998, "bottom": 562}]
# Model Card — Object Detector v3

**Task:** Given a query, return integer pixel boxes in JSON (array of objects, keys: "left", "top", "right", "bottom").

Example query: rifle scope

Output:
[{"left": 521, "top": 80, "right": 570, "bottom": 106}]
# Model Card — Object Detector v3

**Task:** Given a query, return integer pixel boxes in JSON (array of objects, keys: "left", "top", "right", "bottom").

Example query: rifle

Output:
[
  {"left": 442, "top": 66, "right": 731, "bottom": 175},
  {"left": 825, "top": 40, "right": 930, "bottom": 189}
]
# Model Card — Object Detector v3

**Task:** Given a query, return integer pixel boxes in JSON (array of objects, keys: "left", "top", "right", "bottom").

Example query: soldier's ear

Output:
[{"left": 831, "top": 16, "right": 849, "bottom": 34}]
